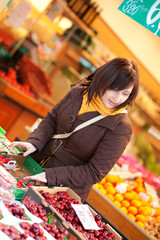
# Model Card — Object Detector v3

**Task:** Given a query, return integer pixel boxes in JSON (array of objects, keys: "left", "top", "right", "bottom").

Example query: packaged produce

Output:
[
  {"left": 0, "top": 165, "right": 17, "bottom": 190},
  {"left": 117, "top": 154, "right": 160, "bottom": 190},
  {"left": 0, "top": 188, "right": 15, "bottom": 203}
]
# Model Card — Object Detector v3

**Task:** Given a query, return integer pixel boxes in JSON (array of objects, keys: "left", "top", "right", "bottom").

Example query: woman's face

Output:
[{"left": 101, "top": 84, "right": 134, "bottom": 109}]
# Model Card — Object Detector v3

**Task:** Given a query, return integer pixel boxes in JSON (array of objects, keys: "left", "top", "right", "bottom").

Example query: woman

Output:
[{"left": 10, "top": 57, "right": 139, "bottom": 202}]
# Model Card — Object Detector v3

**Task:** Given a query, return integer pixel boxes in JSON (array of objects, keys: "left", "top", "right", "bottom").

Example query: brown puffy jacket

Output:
[{"left": 27, "top": 86, "right": 132, "bottom": 202}]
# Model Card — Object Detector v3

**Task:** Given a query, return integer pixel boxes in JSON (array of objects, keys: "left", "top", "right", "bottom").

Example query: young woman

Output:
[{"left": 10, "top": 57, "right": 139, "bottom": 202}]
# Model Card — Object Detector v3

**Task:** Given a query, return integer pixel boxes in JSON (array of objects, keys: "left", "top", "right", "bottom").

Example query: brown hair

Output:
[{"left": 80, "top": 57, "right": 139, "bottom": 110}]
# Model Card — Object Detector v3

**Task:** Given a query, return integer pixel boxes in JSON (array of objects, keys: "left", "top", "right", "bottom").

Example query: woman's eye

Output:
[{"left": 123, "top": 92, "right": 130, "bottom": 96}]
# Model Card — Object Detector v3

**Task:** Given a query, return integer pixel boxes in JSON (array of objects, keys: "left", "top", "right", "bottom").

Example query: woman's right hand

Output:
[{"left": 9, "top": 142, "right": 37, "bottom": 157}]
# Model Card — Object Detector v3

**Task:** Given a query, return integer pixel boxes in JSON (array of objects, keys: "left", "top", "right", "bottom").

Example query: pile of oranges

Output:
[{"left": 94, "top": 175, "right": 160, "bottom": 229}]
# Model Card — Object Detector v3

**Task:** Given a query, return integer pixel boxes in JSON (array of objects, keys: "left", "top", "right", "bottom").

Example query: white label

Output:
[
  {"left": 71, "top": 204, "right": 101, "bottom": 230},
  {"left": 6, "top": 0, "right": 32, "bottom": 29}
]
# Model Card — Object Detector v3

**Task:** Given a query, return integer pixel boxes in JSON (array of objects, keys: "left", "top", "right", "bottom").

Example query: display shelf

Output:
[
  {"left": 59, "top": 0, "right": 95, "bottom": 37},
  {"left": 87, "top": 186, "right": 153, "bottom": 240},
  {"left": 0, "top": 77, "right": 53, "bottom": 117}
]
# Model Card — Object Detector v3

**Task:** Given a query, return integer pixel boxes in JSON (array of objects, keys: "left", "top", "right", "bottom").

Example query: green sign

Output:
[{"left": 118, "top": 0, "right": 160, "bottom": 37}]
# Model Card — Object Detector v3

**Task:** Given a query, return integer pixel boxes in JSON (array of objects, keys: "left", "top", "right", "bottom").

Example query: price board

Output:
[{"left": 118, "top": 0, "right": 160, "bottom": 37}]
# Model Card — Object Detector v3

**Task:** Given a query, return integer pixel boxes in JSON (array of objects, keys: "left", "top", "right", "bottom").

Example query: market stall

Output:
[{"left": 1, "top": 126, "right": 160, "bottom": 240}]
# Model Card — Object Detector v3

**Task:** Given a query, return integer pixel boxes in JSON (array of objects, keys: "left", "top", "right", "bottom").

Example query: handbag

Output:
[{"left": 39, "top": 110, "right": 127, "bottom": 167}]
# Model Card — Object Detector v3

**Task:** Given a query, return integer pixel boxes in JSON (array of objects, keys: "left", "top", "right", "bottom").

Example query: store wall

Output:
[
  {"left": 91, "top": 1, "right": 160, "bottom": 101},
  {"left": 95, "top": 0, "right": 160, "bottom": 84}
]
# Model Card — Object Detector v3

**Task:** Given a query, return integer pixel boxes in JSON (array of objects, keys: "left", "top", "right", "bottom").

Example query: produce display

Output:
[
  {"left": 145, "top": 219, "right": 160, "bottom": 240},
  {"left": 0, "top": 127, "right": 21, "bottom": 155},
  {"left": 0, "top": 222, "right": 27, "bottom": 240},
  {"left": 0, "top": 153, "right": 17, "bottom": 169},
  {"left": 0, "top": 67, "right": 35, "bottom": 98},
  {"left": 116, "top": 154, "right": 160, "bottom": 190},
  {"left": 22, "top": 187, "right": 120, "bottom": 240},
  {"left": 94, "top": 174, "right": 160, "bottom": 232},
  {"left": 18, "top": 55, "right": 52, "bottom": 96},
  {"left": 0, "top": 165, "right": 17, "bottom": 190},
  {"left": 1, "top": 124, "right": 160, "bottom": 239},
  {"left": 0, "top": 199, "right": 76, "bottom": 240}
]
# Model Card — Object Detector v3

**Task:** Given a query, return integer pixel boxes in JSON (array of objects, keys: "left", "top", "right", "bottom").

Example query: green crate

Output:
[
  {"left": 22, "top": 155, "right": 44, "bottom": 175},
  {"left": 14, "top": 188, "right": 27, "bottom": 200}
]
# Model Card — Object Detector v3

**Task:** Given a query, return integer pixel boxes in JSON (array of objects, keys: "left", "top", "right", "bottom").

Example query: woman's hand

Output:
[
  {"left": 24, "top": 172, "right": 47, "bottom": 183},
  {"left": 9, "top": 142, "right": 36, "bottom": 157}
]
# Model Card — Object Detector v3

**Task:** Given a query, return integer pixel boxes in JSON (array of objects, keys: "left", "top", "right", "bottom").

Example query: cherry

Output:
[
  {"left": 108, "top": 232, "right": 115, "bottom": 238},
  {"left": 66, "top": 214, "right": 74, "bottom": 222},
  {"left": 95, "top": 214, "right": 102, "bottom": 221}
]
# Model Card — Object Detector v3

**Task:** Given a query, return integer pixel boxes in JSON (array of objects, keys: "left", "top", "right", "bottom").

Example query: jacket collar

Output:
[{"left": 70, "top": 86, "right": 126, "bottom": 131}]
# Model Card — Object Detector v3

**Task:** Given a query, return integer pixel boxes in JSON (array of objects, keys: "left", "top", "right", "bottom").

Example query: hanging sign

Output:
[
  {"left": 118, "top": 0, "right": 160, "bottom": 37},
  {"left": 46, "top": 2, "right": 64, "bottom": 21},
  {"left": 6, "top": 0, "right": 32, "bottom": 29},
  {"left": 0, "top": 0, "right": 9, "bottom": 12}
]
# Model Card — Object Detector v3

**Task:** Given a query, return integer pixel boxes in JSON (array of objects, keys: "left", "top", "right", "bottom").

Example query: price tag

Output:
[
  {"left": 71, "top": 204, "right": 101, "bottom": 230},
  {"left": 118, "top": 0, "right": 160, "bottom": 38},
  {"left": 6, "top": 0, "right": 32, "bottom": 29}
]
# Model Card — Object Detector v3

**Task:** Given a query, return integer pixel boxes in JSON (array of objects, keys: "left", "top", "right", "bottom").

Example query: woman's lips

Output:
[{"left": 108, "top": 99, "right": 117, "bottom": 106}]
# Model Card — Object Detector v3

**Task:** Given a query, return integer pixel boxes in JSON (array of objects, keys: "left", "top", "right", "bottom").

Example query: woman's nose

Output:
[{"left": 113, "top": 92, "right": 121, "bottom": 102}]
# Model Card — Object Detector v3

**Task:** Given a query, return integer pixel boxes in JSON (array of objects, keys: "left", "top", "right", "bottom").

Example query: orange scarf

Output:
[{"left": 78, "top": 93, "right": 127, "bottom": 116}]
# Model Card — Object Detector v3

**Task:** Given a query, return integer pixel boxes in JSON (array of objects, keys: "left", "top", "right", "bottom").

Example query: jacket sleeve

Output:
[
  {"left": 45, "top": 117, "right": 132, "bottom": 187},
  {"left": 26, "top": 90, "right": 71, "bottom": 152}
]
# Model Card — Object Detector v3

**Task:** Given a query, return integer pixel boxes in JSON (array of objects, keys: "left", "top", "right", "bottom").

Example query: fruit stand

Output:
[
  {"left": 0, "top": 127, "right": 123, "bottom": 240},
  {"left": 87, "top": 159, "right": 160, "bottom": 240},
  {"left": 1, "top": 126, "right": 160, "bottom": 239}
]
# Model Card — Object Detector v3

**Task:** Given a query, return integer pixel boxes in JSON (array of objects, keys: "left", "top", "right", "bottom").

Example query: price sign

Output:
[
  {"left": 6, "top": 0, "right": 32, "bottom": 29},
  {"left": 0, "top": 0, "right": 9, "bottom": 12},
  {"left": 71, "top": 204, "right": 101, "bottom": 230},
  {"left": 118, "top": 0, "right": 160, "bottom": 37}
]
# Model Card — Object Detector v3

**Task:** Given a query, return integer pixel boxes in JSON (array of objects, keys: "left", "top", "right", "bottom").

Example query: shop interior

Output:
[{"left": 0, "top": 1, "right": 160, "bottom": 240}]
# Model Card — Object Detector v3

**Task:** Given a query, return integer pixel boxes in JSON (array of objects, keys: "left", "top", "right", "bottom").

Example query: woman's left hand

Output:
[{"left": 24, "top": 172, "right": 47, "bottom": 183}]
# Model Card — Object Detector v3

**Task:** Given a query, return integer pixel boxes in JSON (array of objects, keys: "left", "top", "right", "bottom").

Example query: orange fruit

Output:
[
  {"left": 140, "top": 200, "right": 149, "bottom": 206},
  {"left": 145, "top": 216, "right": 150, "bottom": 223},
  {"left": 154, "top": 207, "right": 160, "bottom": 217},
  {"left": 94, "top": 183, "right": 103, "bottom": 191},
  {"left": 136, "top": 221, "right": 145, "bottom": 229},
  {"left": 121, "top": 200, "right": 130, "bottom": 208},
  {"left": 127, "top": 213, "right": 136, "bottom": 221},
  {"left": 132, "top": 191, "right": 140, "bottom": 200},
  {"left": 114, "top": 193, "right": 124, "bottom": 202},
  {"left": 136, "top": 214, "right": 146, "bottom": 223},
  {"left": 135, "top": 177, "right": 143, "bottom": 184},
  {"left": 106, "top": 194, "right": 115, "bottom": 202},
  {"left": 147, "top": 194, "right": 153, "bottom": 203},
  {"left": 120, "top": 207, "right": 128, "bottom": 214},
  {"left": 156, "top": 216, "right": 160, "bottom": 223},
  {"left": 105, "top": 175, "right": 120, "bottom": 185},
  {"left": 135, "top": 186, "right": 145, "bottom": 193},
  {"left": 100, "top": 188, "right": 107, "bottom": 195},
  {"left": 138, "top": 206, "right": 152, "bottom": 216},
  {"left": 106, "top": 186, "right": 116, "bottom": 195},
  {"left": 100, "top": 178, "right": 106, "bottom": 185},
  {"left": 113, "top": 200, "right": 121, "bottom": 208},
  {"left": 126, "top": 185, "right": 133, "bottom": 192},
  {"left": 104, "top": 182, "right": 114, "bottom": 188},
  {"left": 124, "top": 192, "right": 134, "bottom": 201},
  {"left": 130, "top": 199, "right": 142, "bottom": 208},
  {"left": 128, "top": 206, "right": 138, "bottom": 215},
  {"left": 132, "top": 181, "right": 138, "bottom": 189}
]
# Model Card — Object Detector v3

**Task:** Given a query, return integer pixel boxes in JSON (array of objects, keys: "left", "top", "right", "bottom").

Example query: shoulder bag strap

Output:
[{"left": 53, "top": 109, "right": 127, "bottom": 139}]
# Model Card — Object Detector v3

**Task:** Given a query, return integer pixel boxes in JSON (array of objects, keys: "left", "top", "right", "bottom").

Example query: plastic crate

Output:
[{"left": 22, "top": 155, "right": 44, "bottom": 175}]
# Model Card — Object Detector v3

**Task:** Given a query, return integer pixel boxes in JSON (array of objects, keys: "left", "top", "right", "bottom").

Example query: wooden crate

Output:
[{"left": 87, "top": 186, "right": 153, "bottom": 240}]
